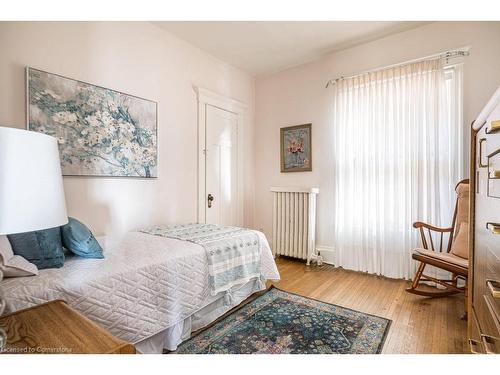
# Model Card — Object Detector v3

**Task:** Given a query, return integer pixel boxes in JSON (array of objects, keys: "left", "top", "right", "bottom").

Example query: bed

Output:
[{"left": 0, "top": 229, "right": 280, "bottom": 353}]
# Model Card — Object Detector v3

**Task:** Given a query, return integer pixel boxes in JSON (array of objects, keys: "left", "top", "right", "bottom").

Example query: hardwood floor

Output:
[{"left": 269, "top": 258, "right": 468, "bottom": 354}]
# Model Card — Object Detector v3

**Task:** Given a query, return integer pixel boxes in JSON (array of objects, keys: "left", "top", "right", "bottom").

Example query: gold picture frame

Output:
[{"left": 280, "top": 123, "right": 312, "bottom": 173}]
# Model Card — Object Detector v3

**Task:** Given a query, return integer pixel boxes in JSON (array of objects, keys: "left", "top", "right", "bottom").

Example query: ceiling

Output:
[{"left": 155, "top": 21, "right": 430, "bottom": 76}]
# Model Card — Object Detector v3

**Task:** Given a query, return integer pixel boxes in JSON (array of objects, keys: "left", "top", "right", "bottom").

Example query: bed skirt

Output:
[{"left": 135, "top": 278, "right": 265, "bottom": 353}]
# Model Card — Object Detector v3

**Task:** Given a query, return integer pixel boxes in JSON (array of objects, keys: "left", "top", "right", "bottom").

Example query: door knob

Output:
[
  {"left": 207, "top": 194, "right": 214, "bottom": 208},
  {"left": 479, "top": 138, "right": 488, "bottom": 168},
  {"left": 486, "top": 280, "right": 500, "bottom": 299},
  {"left": 469, "top": 338, "right": 484, "bottom": 354},
  {"left": 486, "top": 120, "right": 500, "bottom": 134},
  {"left": 486, "top": 222, "right": 500, "bottom": 234}
]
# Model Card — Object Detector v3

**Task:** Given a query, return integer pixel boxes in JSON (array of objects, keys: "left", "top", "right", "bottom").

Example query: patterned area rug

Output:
[{"left": 176, "top": 286, "right": 391, "bottom": 354}]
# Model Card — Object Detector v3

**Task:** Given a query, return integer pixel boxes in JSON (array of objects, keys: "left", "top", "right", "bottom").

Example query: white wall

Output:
[
  {"left": 0, "top": 22, "right": 256, "bottom": 237},
  {"left": 254, "top": 22, "right": 500, "bottom": 259}
]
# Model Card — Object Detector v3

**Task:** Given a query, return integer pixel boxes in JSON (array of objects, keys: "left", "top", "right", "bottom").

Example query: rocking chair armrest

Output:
[{"left": 412, "top": 221, "right": 453, "bottom": 233}]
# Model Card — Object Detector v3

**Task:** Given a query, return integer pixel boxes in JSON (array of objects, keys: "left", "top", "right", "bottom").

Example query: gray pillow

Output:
[{"left": 8, "top": 227, "right": 65, "bottom": 269}]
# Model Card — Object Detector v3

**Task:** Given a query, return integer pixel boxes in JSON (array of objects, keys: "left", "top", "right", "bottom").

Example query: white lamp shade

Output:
[{"left": 0, "top": 127, "right": 68, "bottom": 235}]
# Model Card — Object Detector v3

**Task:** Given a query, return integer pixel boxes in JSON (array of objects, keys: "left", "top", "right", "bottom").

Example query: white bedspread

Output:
[{"left": 0, "top": 230, "right": 279, "bottom": 344}]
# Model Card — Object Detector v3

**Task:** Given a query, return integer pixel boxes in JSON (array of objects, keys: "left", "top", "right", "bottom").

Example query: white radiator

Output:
[{"left": 270, "top": 187, "right": 320, "bottom": 265}]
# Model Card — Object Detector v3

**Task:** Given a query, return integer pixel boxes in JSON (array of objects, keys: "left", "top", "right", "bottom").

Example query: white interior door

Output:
[{"left": 205, "top": 105, "right": 239, "bottom": 225}]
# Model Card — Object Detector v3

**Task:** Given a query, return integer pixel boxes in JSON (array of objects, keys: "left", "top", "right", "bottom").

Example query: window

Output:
[{"left": 331, "top": 58, "right": 464, "bottom": 279}]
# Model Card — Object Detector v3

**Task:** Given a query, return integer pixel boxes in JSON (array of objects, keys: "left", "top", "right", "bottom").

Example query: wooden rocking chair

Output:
[{"left": 406, "top": 179, "right": 470, "bottom": 309}]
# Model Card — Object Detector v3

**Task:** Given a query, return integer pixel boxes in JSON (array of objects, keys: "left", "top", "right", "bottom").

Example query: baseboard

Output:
[{"left": 316, "top": 246, "right": 335, "bottom": 265}]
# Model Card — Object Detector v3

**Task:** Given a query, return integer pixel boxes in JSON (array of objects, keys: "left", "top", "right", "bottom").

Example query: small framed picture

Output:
[{"left": 280, "top": 123, "right": 312, "bottom": 172}]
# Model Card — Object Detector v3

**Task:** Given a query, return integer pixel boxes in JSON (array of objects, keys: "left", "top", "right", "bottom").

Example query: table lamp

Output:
[{"left": 0, "top": 126, "right": 68, "bottom": 348}]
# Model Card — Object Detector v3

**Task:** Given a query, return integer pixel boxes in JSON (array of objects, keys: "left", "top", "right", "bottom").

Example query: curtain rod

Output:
[{"left": 325, "top": 48, "right": 470, "bottom": 88}]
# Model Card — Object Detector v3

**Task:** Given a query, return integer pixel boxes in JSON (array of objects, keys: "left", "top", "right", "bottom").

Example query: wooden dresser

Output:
[
  {"left": 469, "top": 86, "right": 500, "bottom": 354},
  {"left": 0, "top": 300, "right": 135, "bottom": 354}
]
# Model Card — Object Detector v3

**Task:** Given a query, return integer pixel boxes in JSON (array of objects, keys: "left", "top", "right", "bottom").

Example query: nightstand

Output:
[{"left": 0, "top": 300, "right": 135, "bottom": 354}]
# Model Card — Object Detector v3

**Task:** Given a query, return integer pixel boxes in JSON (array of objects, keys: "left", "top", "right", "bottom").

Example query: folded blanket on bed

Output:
[{"left": 141, "top": 224, "right": 265, "bottom": 303}]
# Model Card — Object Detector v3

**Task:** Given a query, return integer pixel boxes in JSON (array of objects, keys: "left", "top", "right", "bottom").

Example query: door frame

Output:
[{"left": 195, "top": 86, "right": 246, "bottom": 226}]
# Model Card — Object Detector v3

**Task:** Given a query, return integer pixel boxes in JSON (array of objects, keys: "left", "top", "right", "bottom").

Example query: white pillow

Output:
[{"left": 0, "top": 235, "right": 38, "bottom": 277}]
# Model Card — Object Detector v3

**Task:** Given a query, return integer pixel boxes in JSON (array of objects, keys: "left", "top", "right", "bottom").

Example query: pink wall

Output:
[
  {"left": 254, "top": 22, "right": 500, "bottom": 260},
  {"left": 0, "top": 22, "right": 256, "bottom": 237}
]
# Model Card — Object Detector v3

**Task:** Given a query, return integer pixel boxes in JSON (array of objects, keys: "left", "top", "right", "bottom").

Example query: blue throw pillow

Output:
[
  {"left": 8, "top": 227, "right": 65, "bottom": 269},
  {"left": 61, "top": 217, "right": 104, "bottom": 259}
]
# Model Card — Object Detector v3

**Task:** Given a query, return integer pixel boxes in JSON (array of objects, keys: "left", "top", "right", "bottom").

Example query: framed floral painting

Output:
[
  {"left": 27, "top": 67, "right": 158, "bottom": 178},
  {"left": 280, "top": 123, "right": 312, "bottom": 172}
]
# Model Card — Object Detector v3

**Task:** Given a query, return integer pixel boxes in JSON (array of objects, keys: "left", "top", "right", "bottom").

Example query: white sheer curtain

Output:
[{"left": 332, "top": 59, "right": 464, "bottom": 280}]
